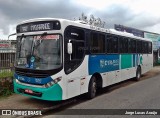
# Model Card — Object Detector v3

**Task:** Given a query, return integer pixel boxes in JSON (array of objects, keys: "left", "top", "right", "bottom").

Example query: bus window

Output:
[
  {"left": 107, "top": 34, "right": 118, "bottom": 53},
  {"left": 90, "top": 33, "right": 105, "bottom": 53},
  {"left": 72, "top": 41, "right": 84, "bottom": 59},
  {"left": 90, "top": 32, "right": 98, "bottom": 53},
  {"left": 128, "top": 38, "right": 136, "bottom": 53},
  {"left": 99, "top": 34, "right": 105, "bottom": 53},
  {"left": 64, "top": 26, "right": 85, "bottom": 74},
  {"left": 142, "top": 41, "right": 148, "bottom": 54},
  {"left": 137, "top": 40, "right": 142, "bottom": 53},
  {"left": 148, "top": 42, "right": 152, "bottom": 54},
  {"left": 119, "top": 37, "right": 128, "bottom": 53}
]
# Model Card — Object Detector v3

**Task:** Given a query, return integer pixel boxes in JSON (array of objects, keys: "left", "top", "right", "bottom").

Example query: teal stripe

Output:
[{"left": 14, "top": 80, "right": 63, "bottom": 101}]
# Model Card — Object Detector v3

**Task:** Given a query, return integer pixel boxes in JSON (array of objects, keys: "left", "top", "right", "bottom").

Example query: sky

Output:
[{"left": 0, "top": 0, "right": 160, "bottom": 39}]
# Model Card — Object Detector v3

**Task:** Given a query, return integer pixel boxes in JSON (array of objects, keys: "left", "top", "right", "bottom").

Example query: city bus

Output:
[{"left": 13, "top": 18, "right": 153, "bottom": 101}]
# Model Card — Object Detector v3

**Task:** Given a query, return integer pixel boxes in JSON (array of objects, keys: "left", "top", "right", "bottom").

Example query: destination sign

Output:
[{"left": 17, "top": 21, "right": 61, "bottom": 33}]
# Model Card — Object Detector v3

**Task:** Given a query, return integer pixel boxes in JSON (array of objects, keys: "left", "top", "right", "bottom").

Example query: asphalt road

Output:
[
  {"left": 1, "top": 67, "right": 160, "bottom": 118},
  {"left": 42, "top": 68, "right": 160, "bottom": 118}
]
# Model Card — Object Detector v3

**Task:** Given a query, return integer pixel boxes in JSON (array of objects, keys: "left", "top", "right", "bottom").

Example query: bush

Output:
[{"left": 0, "top": 71, "right": 14, "bottom": 97}]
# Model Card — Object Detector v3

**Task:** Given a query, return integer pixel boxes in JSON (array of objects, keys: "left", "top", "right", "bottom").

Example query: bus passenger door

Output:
[{"left": 64, "top": 26, "right": 85, "bottom": 98}]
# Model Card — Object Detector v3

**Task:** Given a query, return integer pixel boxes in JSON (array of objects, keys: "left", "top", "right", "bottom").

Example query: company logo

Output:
[
  {"left": 100, "top": 59, "right": 119, "bottom": 68},
  {"left": 100, "top": 59, "right": 105, "bottom": 68}
]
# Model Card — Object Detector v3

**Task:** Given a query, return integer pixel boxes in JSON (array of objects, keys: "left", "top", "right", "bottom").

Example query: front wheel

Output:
[{"left": 86, "top": 76, "right": 97, "bottom": 99}]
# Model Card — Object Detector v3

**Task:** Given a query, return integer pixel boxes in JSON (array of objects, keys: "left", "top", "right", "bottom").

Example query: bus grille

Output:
[{"left": 15, "top": 70, "right": 49, "bottom": 78}]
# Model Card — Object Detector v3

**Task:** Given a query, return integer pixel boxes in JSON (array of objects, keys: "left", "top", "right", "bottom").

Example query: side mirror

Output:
[
  {"left": 67, "top": 40, "right": 72, "bottom": 55},
  {"left": 8, "top": 33, "right": 16, "bottom": 40}
]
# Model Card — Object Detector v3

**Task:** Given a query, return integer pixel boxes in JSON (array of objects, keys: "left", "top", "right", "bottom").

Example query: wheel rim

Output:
[
  {"left": 137, "top": 72, "right": 140, "bottom": 78},
  {"left": 137, "top": 69, "right": 141, "bottom": 79},
  {"left": 92, "top": 80, "right": 96, "bottom": 95}
]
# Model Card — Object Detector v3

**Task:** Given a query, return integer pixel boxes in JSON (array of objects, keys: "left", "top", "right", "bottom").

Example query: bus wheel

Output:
[
  {"left": 135, "top": 67, "right": 141, "bottom": 81},
  {"left": 87, "top": 76, "right": 97, "bottom": 99}
]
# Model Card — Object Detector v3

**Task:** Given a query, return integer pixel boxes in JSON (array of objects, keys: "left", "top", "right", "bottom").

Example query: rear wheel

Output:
[
  {"left": 135, "top": 67, "right": 141, "bottom": 81},
  {"left": 86, "top": 76, "right": 97, "bottom": 99}
]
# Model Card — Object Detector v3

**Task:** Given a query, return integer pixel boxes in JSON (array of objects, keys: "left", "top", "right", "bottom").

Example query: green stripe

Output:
[
  {"left": 121, "top": 54, "right": 132, "bottom": 69},
  {"left": 14, "top": 80, "right": 63, "bottom": 101}
]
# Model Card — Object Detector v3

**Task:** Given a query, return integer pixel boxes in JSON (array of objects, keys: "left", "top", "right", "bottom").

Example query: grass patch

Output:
[{"left": 0, "top": 71, "right": 14, "bottom": 78}]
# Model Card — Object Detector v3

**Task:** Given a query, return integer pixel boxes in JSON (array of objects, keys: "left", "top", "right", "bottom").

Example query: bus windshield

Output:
[{"left": 16, "top": 34, "right": 62, "bottom": 70}]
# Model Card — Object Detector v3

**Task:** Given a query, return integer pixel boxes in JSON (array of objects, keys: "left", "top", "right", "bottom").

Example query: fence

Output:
[{"left": 0, "top": 50, "right": 16, "bottom": 73}]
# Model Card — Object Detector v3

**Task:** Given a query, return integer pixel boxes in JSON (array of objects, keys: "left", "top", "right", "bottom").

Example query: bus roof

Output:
[{"left": 18, "top": 18, "right": 152, "bottom": 42}]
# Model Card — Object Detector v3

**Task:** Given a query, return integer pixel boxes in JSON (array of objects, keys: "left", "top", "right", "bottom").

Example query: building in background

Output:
[
  {"left": 114, "top": 24, "right": 144, "bottom": 37},
  {"left": 0, "top": 40, "right": 16, "bottom": 69},
  {"left": 143, "top": 32, "right": 160, "bottom": 64},
  {"left": 114, "top": 24, "right": 160, "bottom": 65}
]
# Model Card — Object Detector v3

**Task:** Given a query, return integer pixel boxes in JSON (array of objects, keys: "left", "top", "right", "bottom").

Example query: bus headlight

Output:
[
  {"left": 43, "top": 77, "right": 62, "bottom": 88},
  {"left": 15, "top": 79, "right": 20, "bottom": 84}
]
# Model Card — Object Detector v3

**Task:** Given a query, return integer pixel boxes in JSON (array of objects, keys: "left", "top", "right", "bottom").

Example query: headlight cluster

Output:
[{"left": 43, "top": 77, "right": 62, "bottom": 88}]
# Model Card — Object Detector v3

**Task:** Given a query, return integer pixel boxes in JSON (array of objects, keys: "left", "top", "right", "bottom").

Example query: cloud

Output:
[
  {"left": 89, "top": 5, "right": 134, "bottom": 28},
  {"left": 125, "top": 13, "right": 160, "bottom": 29},
  {"left": 0, "top": 0, "right": 160, "bottom": 38},
  {"left": 0, "top": 0, "right": 87, "bottom": 35}
]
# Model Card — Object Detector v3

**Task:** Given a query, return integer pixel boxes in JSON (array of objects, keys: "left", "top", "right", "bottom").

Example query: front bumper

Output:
[{"left": 14, "top": 80, "right": 63, "bottom": 101}]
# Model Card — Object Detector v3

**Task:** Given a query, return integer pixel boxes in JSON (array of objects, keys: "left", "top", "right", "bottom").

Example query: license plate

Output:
[{"left": 25, "top": 89, "right": 33, "bottom": 94}]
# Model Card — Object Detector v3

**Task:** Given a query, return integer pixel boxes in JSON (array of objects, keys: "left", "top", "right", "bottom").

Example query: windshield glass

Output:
[{"left": 16, "top": 34, "right": 62, "bottom": 70}]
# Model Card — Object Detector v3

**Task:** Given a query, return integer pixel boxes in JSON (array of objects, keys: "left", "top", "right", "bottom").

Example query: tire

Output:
[
  {"left": 86, "top": 76, "right": 97, "bottom": 99},
  {"left": 135, "top": 67, "right": 141, "bottom": 81}
]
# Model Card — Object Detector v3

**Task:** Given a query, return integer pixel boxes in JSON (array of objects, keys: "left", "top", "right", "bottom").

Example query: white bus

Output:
[{"left": 13, "top": 18, "right": 153, "bottom": 101}]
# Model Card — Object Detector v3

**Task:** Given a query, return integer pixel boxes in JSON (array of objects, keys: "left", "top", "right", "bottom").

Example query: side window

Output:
[
  {"left": 142, "top": 41, "right": 148, "bottom": 54},
  {"left": 99, "top": 34, "right": 105, "bottom": 53},
  {"left": 72, "top": 37, "right": 84, "bottom": 60},
  {"left": 144, "top": 42, "right": 148, "bottom": 54},
  {"left": 107, "top": 34, "right": 118, "bottom": 53},
  {"left": 119, "top": 37, "right": 128, "bottom": 53},
  {"left": 137, "top": 40, "right": 142, "bottom": 53},
  {"left": 148, "top": 42, "right": 152, "bottom": 54},
  {"left": 106, "top": 35, "right": 112, "bottom": 53},
  {"left": 119, "top": 36, "right": 123, "bottom": 53},
  {"left": 90, "top": 33, "right": 98, "bottom": 53},
  {"left": 132, "top": 39, "right": 136, "bottom": 53},
  {"left": 90, "top": 32, "right": 105, "bottom": 53},
  {"left": 128, "top": 38, "right": 136, "bottom": 53},
  {"left": 64, "top": 26, "right": 85, "bottom": 74}
]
